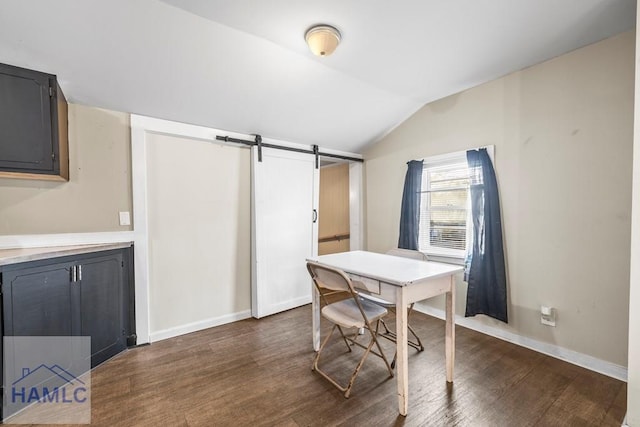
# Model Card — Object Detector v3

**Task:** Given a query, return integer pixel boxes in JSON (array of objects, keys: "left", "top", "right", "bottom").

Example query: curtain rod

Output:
[{"left": 215, "top": 134, "right": 363, "bottom": 168}]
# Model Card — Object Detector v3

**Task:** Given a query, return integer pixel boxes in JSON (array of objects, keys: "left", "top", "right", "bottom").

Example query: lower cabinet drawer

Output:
[{"left": 349, "top": 274, "right": 381, "bottom": 295}]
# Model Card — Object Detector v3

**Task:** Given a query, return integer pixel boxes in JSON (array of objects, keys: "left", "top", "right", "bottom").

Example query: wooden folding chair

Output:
[{"left": 307, "top": 261, "right": 394, "bottom": 398}]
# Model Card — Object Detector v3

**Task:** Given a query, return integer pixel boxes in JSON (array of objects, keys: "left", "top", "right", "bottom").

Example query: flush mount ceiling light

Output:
[{"left": 305, "top": 25, "right": 341, "bottom": 57}]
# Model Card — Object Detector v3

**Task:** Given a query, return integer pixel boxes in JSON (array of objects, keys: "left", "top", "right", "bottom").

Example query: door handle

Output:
[{"left": 312, "top": 209, "right": 318, "bottom": 223}]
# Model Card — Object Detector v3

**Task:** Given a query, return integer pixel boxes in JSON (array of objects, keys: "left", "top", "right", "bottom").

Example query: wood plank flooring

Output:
[{"left": 25, "top": 305, "right": 626, "bottom": 426}]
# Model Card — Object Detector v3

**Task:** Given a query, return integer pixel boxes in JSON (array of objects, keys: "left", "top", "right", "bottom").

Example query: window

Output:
[{"left": 418, "top": 152, "right": 471, "bottom": 258}]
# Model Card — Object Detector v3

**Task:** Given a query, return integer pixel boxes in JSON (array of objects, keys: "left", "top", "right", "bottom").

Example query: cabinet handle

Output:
[{"left": 70, "top": 265, "right": 82, "bottom": 282}]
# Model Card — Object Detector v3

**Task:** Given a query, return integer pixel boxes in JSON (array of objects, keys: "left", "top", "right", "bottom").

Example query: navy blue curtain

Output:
[
  {"left": 398, "top": 160, "right": 423, "bottom": 250},
  {"left": 464, "top": 149, "right": 508, "bottom": 323}
]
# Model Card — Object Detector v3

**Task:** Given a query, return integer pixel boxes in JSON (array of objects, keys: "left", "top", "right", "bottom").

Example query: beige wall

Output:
[
  {"left": 0, "top": 104, "right": 133, "bottom": 234},
  {"left": 364, "top": 31, "right": 634, "bottom": 367},
  {"left": 146, "top": 133, "right": 251, "bottom": 336},
  {"left": 319, "top": 163, "right": 350, "bottom": 255},
  {"left": 627, "top": 11, "right": 640, "bottom": 425}
]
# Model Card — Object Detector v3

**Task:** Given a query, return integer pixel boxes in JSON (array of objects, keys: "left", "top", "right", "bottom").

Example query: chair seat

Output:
[{"left": 322, "top": 298, "right": 388, "bottom": 329}]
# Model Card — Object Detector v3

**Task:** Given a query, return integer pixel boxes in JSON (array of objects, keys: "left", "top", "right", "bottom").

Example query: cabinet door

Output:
[
  {"left": 0, "top": 63, "right": 55, "bottom": 173},
  {"left": 78, "top": 252, "right": 126, "bottom": 367},
  {"left": 2, "top": 261, "right": 74, "bottom": 336}
]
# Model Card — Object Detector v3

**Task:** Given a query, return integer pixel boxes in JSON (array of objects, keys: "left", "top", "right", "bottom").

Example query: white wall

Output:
[
  {"left": 145, "top": 132, "right": 251, "bottom": 340},
  {"left": 626, "top": 9, "right": 640, "bottom": 426},
  {"left": 364, "top": 31, "right": 634, "bottom": 370},
  {"left": 0, "top": 104, "right": 133, "bottom": 234}
]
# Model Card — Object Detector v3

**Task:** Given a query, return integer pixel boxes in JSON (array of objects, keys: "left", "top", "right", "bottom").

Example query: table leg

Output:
[
  {"left": 396, "top": 286, "right": 409, "bottom": 416},
  {"left": 312, "top": 286, "right": 320, "bottom": 351},
  {"left": 445, "top": 276, "right": 455, "bottom": 382}
]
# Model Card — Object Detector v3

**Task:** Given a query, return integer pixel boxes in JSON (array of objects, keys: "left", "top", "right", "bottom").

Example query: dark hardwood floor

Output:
[{"left": 29, "top": 305, "right": 627, "bottom": 426}]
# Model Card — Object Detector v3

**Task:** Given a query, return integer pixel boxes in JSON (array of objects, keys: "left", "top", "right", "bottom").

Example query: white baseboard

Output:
[
  {"left": 149, "top": 309, "right": 252, "bottom": 342},
  {"left": 414, "top": 304, "right": 628, "bottom": 382},
  {"left": 254, "top": 296, "right": 312, "bottom": 319},
  {"left": 0, "top": 231, "right": 135, "bottom": 249}
]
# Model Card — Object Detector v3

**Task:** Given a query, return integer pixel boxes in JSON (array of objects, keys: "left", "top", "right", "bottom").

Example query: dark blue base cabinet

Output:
[{"left": 0, "top": 247, "right": 135, "bottom": 370}]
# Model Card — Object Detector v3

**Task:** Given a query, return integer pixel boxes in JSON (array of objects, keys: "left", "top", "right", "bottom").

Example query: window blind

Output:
[{"left": 418, "top": 161, "right": 470, "bottom": 255}]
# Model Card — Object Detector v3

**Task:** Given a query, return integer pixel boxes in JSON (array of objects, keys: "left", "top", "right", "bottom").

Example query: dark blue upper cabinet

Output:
[{"left": 0, "top": 62, "right": 68, "bottom": 181}]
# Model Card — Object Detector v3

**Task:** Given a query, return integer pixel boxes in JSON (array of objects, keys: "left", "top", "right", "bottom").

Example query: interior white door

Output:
[{"left": 252, "top": 146, "right": 319, "bottom": 318}]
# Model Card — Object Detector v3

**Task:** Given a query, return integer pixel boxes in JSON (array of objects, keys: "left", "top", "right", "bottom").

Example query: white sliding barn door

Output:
[{"left": 252, "top": 146, "right": 319, "bottom": 318}]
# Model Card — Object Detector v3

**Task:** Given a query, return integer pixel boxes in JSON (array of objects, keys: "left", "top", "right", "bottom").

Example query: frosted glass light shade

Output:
[{"left": 305, "top": 25, "right": 341, "bottom": 57}]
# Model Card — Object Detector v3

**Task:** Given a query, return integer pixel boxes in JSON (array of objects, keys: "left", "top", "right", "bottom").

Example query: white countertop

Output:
[{"left": 0, "top": 242, "right": 132, "bottom": 266}]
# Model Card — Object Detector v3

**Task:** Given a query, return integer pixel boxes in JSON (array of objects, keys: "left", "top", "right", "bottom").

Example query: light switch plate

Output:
[{"left": 119, "top": 211, "right": 131, "bottom": 226}]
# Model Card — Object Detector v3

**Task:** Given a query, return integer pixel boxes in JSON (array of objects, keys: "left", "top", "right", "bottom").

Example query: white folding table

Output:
[{"left": 307, "top": 250, "right": 463, "bottom": 416}]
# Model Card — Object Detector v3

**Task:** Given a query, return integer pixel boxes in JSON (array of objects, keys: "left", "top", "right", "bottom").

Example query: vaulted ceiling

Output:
[{"left": 0, "top": 0, "right": 635, "bottom": 152}]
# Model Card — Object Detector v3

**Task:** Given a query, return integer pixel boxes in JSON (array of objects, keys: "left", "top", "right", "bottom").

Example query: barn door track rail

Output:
[{"left": 215, "top": 134, "right": 363, "bottom": 168}]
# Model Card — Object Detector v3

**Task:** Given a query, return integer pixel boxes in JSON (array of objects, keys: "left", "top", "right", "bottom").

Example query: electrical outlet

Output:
[
  {"left": 541, "top": 305, "right": 556, "bottom": 327},
  {"left": 541, "top": 317, "right": 556, "bottom": 327}
]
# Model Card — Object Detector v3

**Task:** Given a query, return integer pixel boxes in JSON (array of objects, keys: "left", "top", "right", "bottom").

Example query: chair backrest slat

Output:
[
  {"left": 386, "top": 248, "right": 428, "bottom": 261},
  {"left": 315, "top": 269, "right": 348, "bottom": 292},
  {"left": 307, "top": 262, "right": 351, "bottom": 292}
]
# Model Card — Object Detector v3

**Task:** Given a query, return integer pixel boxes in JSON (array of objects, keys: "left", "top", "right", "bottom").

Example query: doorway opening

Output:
[{"left": 318, "top": 160, "right": 351, "bottom": 255}]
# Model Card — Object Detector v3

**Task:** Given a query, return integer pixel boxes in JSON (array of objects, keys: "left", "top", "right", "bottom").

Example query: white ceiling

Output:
[{"left": 0, "top": 0, "right": 635, "bottom": 153}]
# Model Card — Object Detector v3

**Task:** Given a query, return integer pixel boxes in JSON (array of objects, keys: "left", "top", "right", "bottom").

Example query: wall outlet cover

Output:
[{"left": 541, "top": 316, "right": 556, "bottom": 327}]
